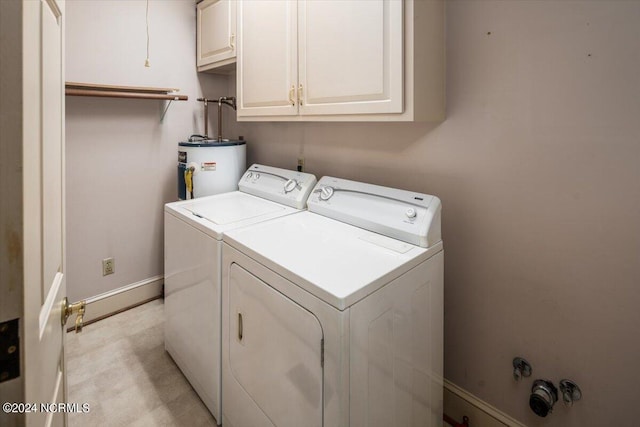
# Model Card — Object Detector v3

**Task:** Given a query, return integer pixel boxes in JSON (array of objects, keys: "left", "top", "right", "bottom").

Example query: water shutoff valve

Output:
[
  {"left": 559, "top": 379, "right": 582, "bottom": 407},
  {"left": 512, "top": 357, "right": 532, "bottom": 381}
]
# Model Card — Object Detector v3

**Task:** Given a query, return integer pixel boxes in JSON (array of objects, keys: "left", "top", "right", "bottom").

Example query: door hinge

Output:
[
  {"left": 0, "top": 318, "right": 20, "bottom": 383},
  {"left": 320, "top": 338, "right": 324, "bottom": 368}
]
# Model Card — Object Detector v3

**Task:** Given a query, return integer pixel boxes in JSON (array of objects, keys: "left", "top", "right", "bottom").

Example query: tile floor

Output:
[{"left": 66, "top": 299, "right": 217, "bottom": 427}]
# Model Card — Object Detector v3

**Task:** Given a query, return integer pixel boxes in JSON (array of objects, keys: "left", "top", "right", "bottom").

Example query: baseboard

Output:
[
  {"left": 444, "top": 380, "right": 526, "bottom": 427},
  {"left": 68, "top": 276, "right": 164, "bottom": 330}
]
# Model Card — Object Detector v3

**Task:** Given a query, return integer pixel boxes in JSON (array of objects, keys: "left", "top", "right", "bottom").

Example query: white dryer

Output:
[
  {"left": 221, "top": 176, "right": 444, "bottom": 427},
  {"left": 164, "top": 164, "right": 317, "bottom": 424}
]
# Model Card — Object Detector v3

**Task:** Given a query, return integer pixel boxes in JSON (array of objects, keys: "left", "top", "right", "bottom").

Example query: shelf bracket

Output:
[{"left": 160, "top": 99, "right": 174, "bottom": 123}]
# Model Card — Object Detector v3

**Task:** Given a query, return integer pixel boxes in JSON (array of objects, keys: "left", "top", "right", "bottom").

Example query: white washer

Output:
[
  {"left": 164, "top": 164, "right": 317, "bottom": 424},
  {"left": 221, "top": 176, "right": 444, "bottom": 427}
]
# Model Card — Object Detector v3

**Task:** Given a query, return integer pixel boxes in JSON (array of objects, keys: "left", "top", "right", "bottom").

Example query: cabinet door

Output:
[
  {"left": 237, "top": 0, "right": 298, "bottom": 117},
  {"left": 298, "top": 0, "right": 403, "bottom": 116},
  {"left": 197, "top": 0, "right": 236, "bottom": 71}
]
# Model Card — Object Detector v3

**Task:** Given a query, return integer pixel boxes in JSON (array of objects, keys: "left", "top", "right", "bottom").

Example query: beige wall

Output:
[
  {"left": 228, "top": 1, "right": 640, "bottom": 425},
  {"left": 65, "top": 0, "right": 230, "bottom": 302},
  {"left": 63, "top": 0, "right": 640, "bottom": 424},
  {"left": 0, "top": 1, "right": 24, "bottom": 425}
]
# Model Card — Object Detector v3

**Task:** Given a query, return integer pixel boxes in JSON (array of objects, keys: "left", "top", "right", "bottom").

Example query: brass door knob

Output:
[{"left": 61, "top": 297, "right": 86, "bottom": 333}]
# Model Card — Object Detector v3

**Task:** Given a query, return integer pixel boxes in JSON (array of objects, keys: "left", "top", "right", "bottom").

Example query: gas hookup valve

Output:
[{"left": 529, "top": 379, "right": 558, "bottom": 417}]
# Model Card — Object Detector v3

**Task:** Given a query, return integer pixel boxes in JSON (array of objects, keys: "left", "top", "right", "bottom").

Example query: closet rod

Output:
[
  {"left": 65, "top": 82, "right": 188, "bottom": 101},
  {"left": 66, "top": 88, "right": 187, "bottom": 101}
]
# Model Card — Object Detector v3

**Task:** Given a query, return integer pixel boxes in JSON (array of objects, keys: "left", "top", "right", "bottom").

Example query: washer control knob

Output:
[
  {"left": 254, "top": 173, "right": 260, "bottom": 181},
  {"left": 320, "top": 186, "right": 334, "bottom": 201},
  {"left": 406, "top": 208, "right": 417, "bottom": 219},
  {"left": 284, "top": 179, "right": 297, "bottom": 193},
  {"left": 246, "top": 172, "right": 253, "bottom": 180}
]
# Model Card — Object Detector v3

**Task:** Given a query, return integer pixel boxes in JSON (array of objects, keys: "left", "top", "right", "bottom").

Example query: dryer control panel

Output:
[
  {"left": 308, "top": 177, "right": 442, "bottom": 248},
  {"left": 239, "top": 164, "right": 317, "bottom": 210}
]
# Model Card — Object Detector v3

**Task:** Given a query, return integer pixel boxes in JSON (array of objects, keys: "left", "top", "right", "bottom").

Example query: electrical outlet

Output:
[
  {"left": 102, "top": 257, "right": 115, "bottom": 276},
  {"left": 297, "top": 157, "right": 305, "bottom": 172}
]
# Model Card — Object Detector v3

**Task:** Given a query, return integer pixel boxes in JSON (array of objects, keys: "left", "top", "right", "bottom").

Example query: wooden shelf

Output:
[{"left": 65, "top": 82, "right": 188, "bottom": 101}]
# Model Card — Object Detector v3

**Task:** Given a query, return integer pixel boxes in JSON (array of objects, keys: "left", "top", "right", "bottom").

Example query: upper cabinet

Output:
[
  {"left": 236, "top": 0, "right": 445, "bottom": 122},
  {"left": 236, "top": 0, "right": 298, "bottom": 117},
  {"left": 197, "top": 0, "right": 237, "bottom": 73}
]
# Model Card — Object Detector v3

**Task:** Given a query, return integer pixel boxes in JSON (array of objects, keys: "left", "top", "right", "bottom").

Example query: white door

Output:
[
  {"left": 197, "top": 0, "right": 237, "bottom": 71},
  {"left": 298, "top": 0, "right": 404, "bottom": 116},
  {"left": 236, "top": 0, "right": 298, "bottom": 117},
  {"left": 12, "top": 0, "right": 66, "bottom": 426}
]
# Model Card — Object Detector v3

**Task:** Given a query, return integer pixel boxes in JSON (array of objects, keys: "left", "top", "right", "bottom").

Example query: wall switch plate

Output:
[{"left": 102, "top": 257, "right": 115, "bottom": 276}]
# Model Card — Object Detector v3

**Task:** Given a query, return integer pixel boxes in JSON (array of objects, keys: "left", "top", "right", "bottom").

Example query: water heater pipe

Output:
[
  {"left": 217, "top": 96, "right": 236, "bottom": 142},
  {"left": 196, "top": 97, "right": 237, "bottom": 142},
  {"left": 196, "top": 97, "right": 212, "bottom": 139}
]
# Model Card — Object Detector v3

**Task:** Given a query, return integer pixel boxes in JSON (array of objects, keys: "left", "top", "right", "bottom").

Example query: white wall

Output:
[
  {"left": 227, "top": 1, "right": 640, "bottom": 426},
  {"left": 65, "top": 0, "right": 230, "bottom": 302}
]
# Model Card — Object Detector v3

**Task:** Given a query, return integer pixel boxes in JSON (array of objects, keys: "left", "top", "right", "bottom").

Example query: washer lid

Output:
[
  {"left": 184, "top": 193, "right": 284, "bottom": 225},
  {"left": 165, "top": 192, "right": 294, "bottom": 240},
  {"left": 223, "top": 211, "right": 441, "bottom": 310}
]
